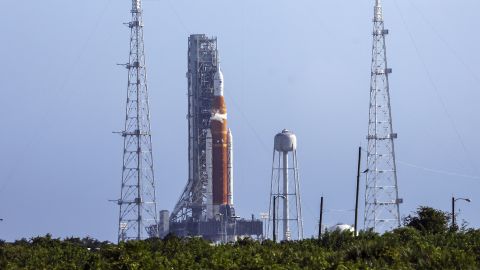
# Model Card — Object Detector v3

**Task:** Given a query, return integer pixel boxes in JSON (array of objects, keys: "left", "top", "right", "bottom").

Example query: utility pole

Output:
[
  {"left": 116, "top": 0, "right": 159, "bottom": 242},
  {"left": 451, "top": 197, "right": 455, "bottom": 228},
  {"left": 452, "top": 197, "right": 471, "bottom": 229},
  {"left": 354, "top": 147, "right": 361, "bottom": 236},
  {"left": 318, "top": 196, "right": 324, "bottom": 239}
]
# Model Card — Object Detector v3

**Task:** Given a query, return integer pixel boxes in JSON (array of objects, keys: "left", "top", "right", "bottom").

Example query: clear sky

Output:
[{"left": 0, "top": 0, "right": 479, "bottom": 242}]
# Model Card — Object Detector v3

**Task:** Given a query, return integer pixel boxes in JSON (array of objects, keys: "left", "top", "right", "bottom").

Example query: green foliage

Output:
[
  {"left": 1, "top": 215, "right": 480, "bottom": 269},
  {"left": 404, "top": 206, "right": 450, "bottom": 234}
]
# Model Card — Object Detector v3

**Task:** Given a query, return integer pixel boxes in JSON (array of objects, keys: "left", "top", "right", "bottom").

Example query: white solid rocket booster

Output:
[
  {"left": 227, "top": 128, "right": 233, "bottom": 205},
  {"left": 206, "top": 129, "right": 213, "bottom": 219}
]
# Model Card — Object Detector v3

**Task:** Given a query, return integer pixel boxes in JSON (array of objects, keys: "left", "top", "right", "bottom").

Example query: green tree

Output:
[{"left": 404, "top": 206, "right": 450, "bottom": 234}]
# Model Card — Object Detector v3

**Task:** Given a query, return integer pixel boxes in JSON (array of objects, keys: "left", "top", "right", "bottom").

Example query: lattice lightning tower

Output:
[
  {"left": 116, "top": 0, "right": 158, "bottom": 242},
  {"left": 364, "top": 0, "right": 402, "bottom": 232}
]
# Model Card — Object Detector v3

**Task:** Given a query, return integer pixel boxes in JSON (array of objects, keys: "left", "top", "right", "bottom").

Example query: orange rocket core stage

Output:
[{"left": 211, "top": 96, "right": 228, "bottom": 205}]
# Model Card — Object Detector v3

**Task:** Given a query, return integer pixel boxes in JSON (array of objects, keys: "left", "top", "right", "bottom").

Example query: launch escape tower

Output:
[
  {"left": 364, "top": 0, "right": 402, "bottom": 232},
  {"left": 115, "top": 0, "right": 159, "bottom": 242},
  {"left": 162, "top": 34, "right": 262, "bottom": 242},
  {"left": 171, "top": 35, "right": 219, "bottom": 222},
  {"left": 267, "top": 130, "right": 304, "bottom": 241}
]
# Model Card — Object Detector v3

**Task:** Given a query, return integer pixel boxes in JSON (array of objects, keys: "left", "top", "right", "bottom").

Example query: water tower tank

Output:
[{"left": 274, "top": 129, "right": 297, "bottom": 152}]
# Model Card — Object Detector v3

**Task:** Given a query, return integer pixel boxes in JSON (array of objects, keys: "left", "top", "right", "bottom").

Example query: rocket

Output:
[{"left": 206, "top": 67, "right": 234, "bottom": 218}]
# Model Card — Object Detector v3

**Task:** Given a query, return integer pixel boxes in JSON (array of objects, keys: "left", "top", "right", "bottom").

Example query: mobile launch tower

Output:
[
  {"left": 158, "top": 35, "right": 262, "bottom": 242},
  {"left": 171, "top": 35, "right": 221, "bottom": 222},
  {"left": 364, "top": 0, "right": 402, "bottom": 232}
]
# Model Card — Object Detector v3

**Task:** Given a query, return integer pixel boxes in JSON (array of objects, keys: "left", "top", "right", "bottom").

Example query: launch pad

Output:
[
  {"left": 149, "top": 34, "right": 262, "bottom": 242},
  {"left": 161, "top": 208, "right": 262, "bottom": 242}
]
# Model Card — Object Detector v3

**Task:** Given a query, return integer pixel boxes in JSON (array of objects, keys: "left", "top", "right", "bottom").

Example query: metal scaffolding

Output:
[{"left": 171, "top": 35, "right": 218, "bottom": 222}]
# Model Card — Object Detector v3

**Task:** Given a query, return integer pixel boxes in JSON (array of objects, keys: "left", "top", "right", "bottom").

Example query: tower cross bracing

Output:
[
  {"left": 116, "top": 0, "right": 158, "bottom": 242},
  {"left": 364, "top": 0, "right": 402, "bottom": 232},
  {"left": 171, "top": 35, "right": 218, "bottom": 222}
]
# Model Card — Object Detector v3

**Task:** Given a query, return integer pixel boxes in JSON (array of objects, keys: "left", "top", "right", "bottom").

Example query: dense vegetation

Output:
[{"left": 1, "top": 207, "right": 479, "bottom": 269}]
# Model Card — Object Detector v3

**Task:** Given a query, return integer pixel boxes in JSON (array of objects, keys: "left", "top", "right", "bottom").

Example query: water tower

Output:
[{"left": 267, "top": 129, "right": 303, "bottom": 241}]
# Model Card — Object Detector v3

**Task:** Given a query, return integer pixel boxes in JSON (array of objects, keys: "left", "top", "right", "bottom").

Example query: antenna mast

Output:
[
  {"left": 116, "top": 0, "right": 158, "bottom": 242},
  {"left": 364, "top": 0, "right": 402, "bottom": 232}
]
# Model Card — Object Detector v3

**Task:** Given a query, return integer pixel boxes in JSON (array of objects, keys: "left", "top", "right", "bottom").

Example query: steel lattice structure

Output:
[
  {"left": 116, "top": 0, "right": 158, "bottom": 242},
  {"left": 364, "top": 0, "right": 402, "bottom": 232},
  {"left": 171, "top": 35, "right": 218, "bottom": 222}
]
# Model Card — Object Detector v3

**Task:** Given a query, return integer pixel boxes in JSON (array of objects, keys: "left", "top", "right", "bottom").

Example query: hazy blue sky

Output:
[{"left": 0, "top": 0, "right": 479, "bottom": 241}]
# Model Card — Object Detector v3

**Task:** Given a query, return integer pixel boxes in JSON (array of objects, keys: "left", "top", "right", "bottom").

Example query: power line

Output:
[
  {"left": 143, "top": 0, "right": 190, "bottom": 34},
  {"left": 406, "top": 0, "right": 480, "bottom": 85},
  {"left": 393, "top": 0, "right": 479, "bottom": 176},
  {"left": 398, "top": 160, "right": 480, "bottom": 181},
  {"left": 226, "top": 96, "right": 270, "bottom": 154},
  {"left": 165, "top": 0, "right": 190, "bottom": 34},
  {"left": 0, "top": 0, "right": 114, "bottom": 195}
]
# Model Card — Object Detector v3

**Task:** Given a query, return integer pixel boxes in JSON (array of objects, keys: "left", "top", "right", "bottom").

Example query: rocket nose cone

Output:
[{"left": 214, "top": 69, "right": 224, "bottom": 96}]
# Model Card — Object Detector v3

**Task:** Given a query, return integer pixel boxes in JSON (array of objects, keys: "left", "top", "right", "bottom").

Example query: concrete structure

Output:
[{"left": 158, "top": 210, "right": 170, "bottom": 238}]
